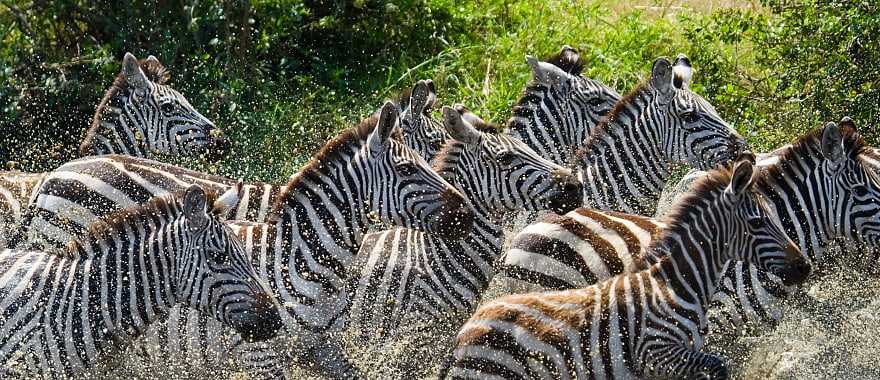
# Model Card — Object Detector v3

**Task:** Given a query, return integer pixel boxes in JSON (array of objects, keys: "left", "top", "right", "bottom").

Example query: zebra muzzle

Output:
[
  {"left": 546, "top": 171, "right": 583, "bottom": 214},
  {"left": 229, "top": 292, "right": 284, "bottom": 342},
  {"left": 429, "top": 189, "right": 475, "bottom": 240}
]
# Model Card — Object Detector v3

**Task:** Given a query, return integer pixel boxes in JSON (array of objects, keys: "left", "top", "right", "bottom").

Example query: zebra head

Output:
[
  {"left": 175, "top": 184, "right": 282, "bottom": 342},
  {"left": 437, "top": 105, "right": 583, "bottom": 216},
  {"left": 398, "top": 80, "right": 448, "bottom": 161},
  {"left": 80, "top": 53, "right": 228, "bottom": 160},
  {"left": 509, "top": 47, "right": 622, "bottom": 167},
  {"left": 650, "top": 55, "right": 746, "bottom": 170},
  {"left": 722, "top": 159, "right": 810, "bottom": 286},
  {"left": 812, "top": 118, "right": 880, "bottom": 249},
  {"left": 362, "top": 102, "right": 474, "bottom": 239}
]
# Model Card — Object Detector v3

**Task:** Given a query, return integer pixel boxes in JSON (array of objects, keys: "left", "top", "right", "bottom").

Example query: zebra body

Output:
[
  {"left": 0, "top": 52, "right": 225, "bottom": 248},
  {"left": 498, "top": 119, "right": 880, "bottom": 333},
  {"left": 0, "top": 186, "right": 281, "bottom": 378},
  {"left": 507, "top": 45, "right": 621, "bottom": 167},
  {"left": 444, "top": 160, "right": 811, "bottom": 380},
  {"left": 347, "top": 105, "right": 582, "bottom": 350},
  {"left": 24, "top": 103, "right": 472, "bottom": 378}
]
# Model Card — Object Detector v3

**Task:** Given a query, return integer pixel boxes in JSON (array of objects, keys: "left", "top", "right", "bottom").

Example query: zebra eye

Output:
[
  {"left": 588, "top": 97, "right": 604, "bottom": 107},
  {"left": 497, "top": 152, "right": 517, "bottom": 166},
  {"left": 160, "top": 102, "right": 176, "bottom": 115},
  {"left": 747, "top": 217, "right": 765, "bottom": 229},
  {"left": 853, "top": 185, "right": 870, "bottom": 197},
  {"left": 397, "top": 163, "right": 418, "bottom": 177},
  {"left": 680, "top": 111, "right": 700, "bottom": 123}
]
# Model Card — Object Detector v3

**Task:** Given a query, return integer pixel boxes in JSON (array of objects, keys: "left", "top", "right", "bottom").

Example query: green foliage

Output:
[{"left": 1, "top": 0, "right": 877, "bottom": 178}]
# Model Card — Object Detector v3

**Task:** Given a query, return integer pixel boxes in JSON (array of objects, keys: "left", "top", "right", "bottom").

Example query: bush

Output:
[{"left": 1, "top": 1, "right": 877, "bottom": 177}]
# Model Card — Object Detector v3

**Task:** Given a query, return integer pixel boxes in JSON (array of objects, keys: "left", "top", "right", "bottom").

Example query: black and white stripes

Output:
[
  {"left": 347, "top": 105, "right": 582, "bottom": 353},
  {"left": 0, "top": 185, "right": 281, "bottom": 377},
  {"left": 443, "top": 160, "right": 810, "bottom": 379}
]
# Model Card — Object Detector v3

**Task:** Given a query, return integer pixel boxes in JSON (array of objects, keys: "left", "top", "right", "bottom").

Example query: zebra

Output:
[
  {"left": 397, "top": 79, "right": 447, "bottom": 162},
  {"left": 506, "top": 45, "right": 622, "bottom": 167},
  {"left": 23, "top": 102, "right": 473, "bottom": 378},
  {"left": 442, "top": 159, "right": 812, "bottom": 380},
  {"left": 576, "top": 54, "right": 745, "bottom": 215},
  {"left": 497, "top": 118, "right": 880, "bottom": 334},
  {"left": 0, "top": 184, "right": 282, "bottom": 378},
  {"left": 0, "top": 52, "right": 226, "bottom": 248},
  {"left": 80, "top": 52, "right": 227, "bottom": 159},
  {"left": 346, "top": 105, "right": 582, "bottom": 357}
]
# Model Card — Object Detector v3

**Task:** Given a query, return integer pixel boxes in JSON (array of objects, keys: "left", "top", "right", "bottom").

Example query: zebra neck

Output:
[
  {"left": 272, "top": 165, "right": 368, "bottom": 267},
  {"left": 579, "top": 92, "right": 670, "bottom": 215},
  {"left": 757, "top": 162, "right": 831, "bottom": 262},
  {"left": 649, "top": 228, "right": 725, "bottom": 308},
  {"left": 68, "top": 230, "right": 177, "bottom": 357},
  {"left": 89, "top": 101, "right": 148, "bottom": 157}
]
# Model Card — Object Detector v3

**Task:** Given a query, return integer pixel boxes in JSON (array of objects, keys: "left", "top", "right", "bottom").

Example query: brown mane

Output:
[
  {"left": 756, "top": 122, "right": 867, "bottom": 188},
  {"left": 545, "top": 47, "right": 585, "bottom": 76},
  {"left": 65, "top": 188, "right": 222, "bottom": 256},
  {"left": 268, "top": 114, "right": 381, "bottom": 219},
  {"left": 80, "top": 57, "right": 171, "bottom": 156}
]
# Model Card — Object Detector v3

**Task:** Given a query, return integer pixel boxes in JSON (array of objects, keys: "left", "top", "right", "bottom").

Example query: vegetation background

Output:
[{"left": 0, "top": 0, "right": 877, "bottom": 180}]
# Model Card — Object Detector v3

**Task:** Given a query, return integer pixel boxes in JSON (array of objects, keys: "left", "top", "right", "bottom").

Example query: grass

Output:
[{"left": 211, "top": 0, "right": 770, "bottom": 182}]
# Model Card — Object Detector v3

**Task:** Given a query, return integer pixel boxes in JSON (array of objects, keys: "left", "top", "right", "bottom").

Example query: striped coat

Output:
[
  {"left": 0, "top": 52, "right": 225, "bottom": 248},
  {"left": 0, "top": 186, "right": 281, "bottom": 378},
  {"left": 347, "top": 105, "right": 582, "bottom": 352},
  {"left": 444, "top": 160, "right": 811, "bottom": 379},
  {"left": 498, "top": 118, "right": 880, "bottom": 333},
  {"left": 507, "top": 46, "right": 621, "bottom": 167},
  {"left": 24, "top": 103, "right": 472, "bottom": 378}
]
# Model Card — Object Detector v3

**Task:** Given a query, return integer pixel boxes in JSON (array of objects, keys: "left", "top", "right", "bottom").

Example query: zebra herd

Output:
[{"left": 0, "top": 45, "right": 876, "bottom": 379}]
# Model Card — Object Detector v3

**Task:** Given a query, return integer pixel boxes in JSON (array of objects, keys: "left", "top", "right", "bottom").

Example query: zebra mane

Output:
[
  {"left": 65, "top": 189, "right": 223, "bottom": 257},
  {"left": 652, "top": 163, "right": 754, "bottom": 255},
  {"left": 574, "top": 80, "right": 654, "bottom": 160},
  {"left": 788, "top": 122, "right": 865, "bottom": 161},
  {"left": 80, "top": 57, "right": 171, "bottom": 156},
  {"left": 544, "top": 47, "right": 585, "bottom": 75},
  {"left": 268, "top": 114, "right": 381, "bottom": 219}
]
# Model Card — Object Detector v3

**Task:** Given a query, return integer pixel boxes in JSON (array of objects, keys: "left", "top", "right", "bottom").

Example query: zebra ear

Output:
[
  {"left": 527, "top": 55, "right": 568, "bottom": 88},
  {"left": 442, "top": 105, "right": 481, "bottom": 145},
  {"left": 183, "top": 185, "right": 210, "bottom": 230},
  {"left": 213, "top": 181, "right": 242, "bottom": 220},
  {"left": 651, "top": 58, "right": 674, "bottom": 99},
  {"left": 727, "top": 160, "right": 755, "bottom": 197},
  {"left": 821, "top": 121, "right": 845, "bottom": 164},
  {"left": 122, "top": 52, "right": 149, "bottom": 91},
  {"left": 368, "top": 101, "right": 399, "bottom": 155},
  {"left": 410, "top": 80, "right": 433, "bottom": 115},
  {"left": 672, "top": 53, "right": 692, "bottom": 89}
]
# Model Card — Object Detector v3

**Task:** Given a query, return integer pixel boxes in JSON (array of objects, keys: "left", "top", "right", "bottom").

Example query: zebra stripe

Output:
[
  {"left": 23, "top": 102, "right": 471, "bottom": 378},
  {"left": 0, "top": 185, "right": 281, "bottom": 378},
  {"left": 346, "top": 105, "right": 582, "bottom": 358},
  {"left": 577, "top": 55, "right": 744, "bottom": 215},
  {"left": 498, "top": 118, "right": 880, "bottom": 334},
  {"left": 507, "top": 46, "right": 621, "bottom": 167},
  {"left": 443, "top": 160, "right": 810, "bottom": 379},
  {"left": 0, "top": 52, "right": 226, "bottom": 249}
]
